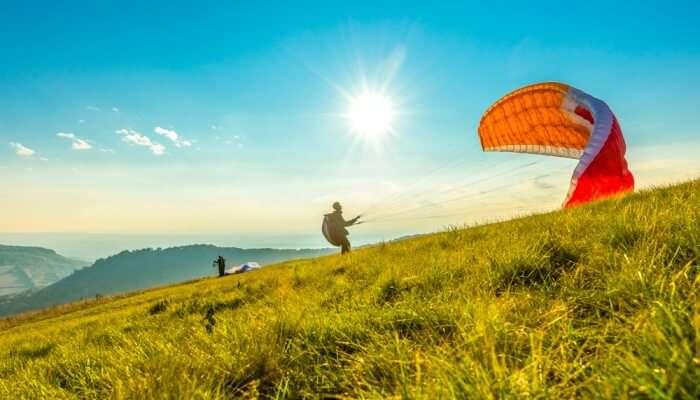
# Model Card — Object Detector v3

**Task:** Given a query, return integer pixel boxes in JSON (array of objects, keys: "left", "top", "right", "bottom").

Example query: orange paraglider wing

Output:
[{"left": 478, "top": 82, "right": 634, "bottom": 207}]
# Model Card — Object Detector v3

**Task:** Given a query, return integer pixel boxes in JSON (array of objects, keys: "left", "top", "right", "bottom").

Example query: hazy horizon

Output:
[
  {"left": 0, "top": 232, "right": 346, "bottom": 261},
  {"left": 1, "top": 230, "right": 432, "bottom": 261}
]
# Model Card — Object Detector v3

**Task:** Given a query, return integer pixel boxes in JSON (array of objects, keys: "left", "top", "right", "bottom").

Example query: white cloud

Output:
[
  {"left": 116, "top": 129, "right": 165, "bottom": 155},
  {"left": 57, "top": 132, "right": 92, "bottom": 150},
  {"left": 153, "top": 127, "right": 177, "bottom": 142},
  {"left": 99, "top": 148, "right": 115, "bottom": 154},
  {"left": 116, "top": 129, "right": 148, "bottom": 145},
  {"left": 154, "top": 126, "right": 192, "bottom": 148},
  {"left": 78, "top": 119, "right": 86, "bottom": 124},
  {"left": 112, "top": 107, "right": 120, "bottom": 113},
  {"left": 85, "top": 106, "right": 101, "bottom": 112},
  {"left": 9, "top": 142, "right": 35, "bottom": 157},
  {"left": 39, "top": 157, "right": 49, "bottom": 162},
  {"left": 150, "top": 143, "right": 165, "bottom": 155},
  {"left": 210, "top": 125, "right": 219, "bottom": 131}
]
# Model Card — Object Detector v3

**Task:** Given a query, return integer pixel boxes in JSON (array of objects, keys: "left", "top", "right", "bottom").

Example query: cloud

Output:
[
  {"left": 99, "top": 148, "right": 115, "bottom": 154},
  {"left": 154, "top": 126, "right": 192, "bottom": 148},
  {"left": 150, "top": 143, "right": 165, "bottom": 155},
  {"left": 112, "top": 107, "right": 120, "bottom": 113},
  {"left": 9, "top": 142, "right": 35, "bottom": 157},
  {"left": 78, "top": 119, "right": 86, "bottom": 124},
  {"left": 210, "top": 125, "right": 219, "bottom": 131},
  {"left": 85, "top": 106, "right": 101, "bottom": 112},
  {"left": 57, "top": 132, "right": 92, "bottom": 150},
  {"left": 116, "top": 129, "right": 165, "bottom": 155}
]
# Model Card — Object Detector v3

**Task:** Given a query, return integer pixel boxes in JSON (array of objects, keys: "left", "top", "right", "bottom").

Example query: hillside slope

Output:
[
  {"left": 0, "top": 245, "right": 333, "bottom": 317},
  {"left": 0, "top": 180, "right": 698, "bottom": 399},
  {"left": 0, "top": 245, "right": 85, "bottom": 296}
]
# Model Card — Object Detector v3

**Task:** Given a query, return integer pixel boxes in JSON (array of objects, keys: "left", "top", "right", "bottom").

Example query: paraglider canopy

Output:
[
  {"left": 477, "top": 82, "right": 634, "bottom": 207},
  {"left": 322, "top": 214, "right": 344, "bottom": 247},
  {"left": 227, "top": 262, "right": 261, "bottom": 274}
]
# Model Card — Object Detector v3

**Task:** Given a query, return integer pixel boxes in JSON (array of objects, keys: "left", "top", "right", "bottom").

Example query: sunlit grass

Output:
[{"left": 0, "top": 180, "right": 699, "bottom": 398}]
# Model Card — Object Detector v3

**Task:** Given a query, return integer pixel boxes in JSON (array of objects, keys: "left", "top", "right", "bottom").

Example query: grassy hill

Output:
[
  {"left": 0, "top": 245, "right": 85, "bottom": 296},
  {"left": 0, "top": 180, "right": 698, "bottom": 399},
  {"left": 0, "top": 245, "right": 334, "bottom": 317}
]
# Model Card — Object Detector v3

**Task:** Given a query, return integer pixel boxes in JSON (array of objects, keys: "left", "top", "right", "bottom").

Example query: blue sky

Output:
[{"left": 1, "top": 1, "right": 699, "bottom": 254}]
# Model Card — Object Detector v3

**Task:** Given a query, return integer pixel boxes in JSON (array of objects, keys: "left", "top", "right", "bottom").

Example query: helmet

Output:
[{"left": 332, "top": 202, "right": 342, "bottom": 211}]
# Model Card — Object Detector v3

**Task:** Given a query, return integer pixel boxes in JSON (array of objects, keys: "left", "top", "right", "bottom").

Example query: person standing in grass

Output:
[
  {"left": 213, "top": 255, "right": 226, "bottom": 277},
  {"left": 325, "top": 202, "right": 361, "bottom": 255}
]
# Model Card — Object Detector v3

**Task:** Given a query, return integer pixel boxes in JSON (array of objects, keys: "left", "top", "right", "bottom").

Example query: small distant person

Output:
[
  {"left": 326, "top": 202, "right": 361, "bottom": 254},
  {"left": 214, "top": 256, "right": 226, "bottom": 277}
]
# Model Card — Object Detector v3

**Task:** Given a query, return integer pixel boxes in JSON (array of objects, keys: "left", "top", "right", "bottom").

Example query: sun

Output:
[{"left": 345, "top": 90, "right": 396, "bottom": 139}]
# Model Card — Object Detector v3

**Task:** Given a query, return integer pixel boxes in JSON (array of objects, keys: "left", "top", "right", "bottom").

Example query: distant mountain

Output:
[
  {"left": 0, "top": 245, "right": 85, "bottom": 296},
  {"left": 0, "top": 244, "right": 334, "bottom": 317}
]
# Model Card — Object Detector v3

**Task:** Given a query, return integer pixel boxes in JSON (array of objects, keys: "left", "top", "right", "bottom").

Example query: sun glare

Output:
[{"left": 345, "top": 90, "right": 396, "bottom": 140}]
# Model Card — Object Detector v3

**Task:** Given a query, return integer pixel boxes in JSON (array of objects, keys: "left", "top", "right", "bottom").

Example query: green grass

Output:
[{"left": 1, "top": 180, "right": 699, "bottom": 399}]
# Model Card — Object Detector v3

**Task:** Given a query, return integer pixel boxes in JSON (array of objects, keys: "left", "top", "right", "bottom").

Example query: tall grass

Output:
[{"left": 1, "top": 180, "right": 698, "bottom": 399}]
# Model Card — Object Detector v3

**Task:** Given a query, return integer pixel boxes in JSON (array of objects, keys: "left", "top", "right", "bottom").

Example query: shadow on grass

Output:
[
  {"left": 11, "top": 343, "right": 56, "bottom": 360},
  {"left": 489, "top": 240, "right": 580, "bottom": 293}
]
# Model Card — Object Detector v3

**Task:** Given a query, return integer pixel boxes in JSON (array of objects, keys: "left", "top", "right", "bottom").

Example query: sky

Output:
[{"left": 1, "top": 1, "right": 700, "bottom": 258}]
